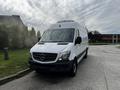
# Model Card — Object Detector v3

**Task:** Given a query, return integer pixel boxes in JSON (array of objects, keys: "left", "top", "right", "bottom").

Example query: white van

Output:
[{"left": 29, "top": 20, "right": 88, "bottom": 76}]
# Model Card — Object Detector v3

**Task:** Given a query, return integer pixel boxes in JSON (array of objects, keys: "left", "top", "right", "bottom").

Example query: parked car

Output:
[{"left": 29, "top": 20, "right": 88, "bottom": 76}]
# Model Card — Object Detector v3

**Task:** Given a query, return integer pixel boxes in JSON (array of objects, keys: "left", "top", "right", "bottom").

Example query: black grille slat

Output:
[{"left": 32, "top": 52, "right": 57, "bottom": 62}]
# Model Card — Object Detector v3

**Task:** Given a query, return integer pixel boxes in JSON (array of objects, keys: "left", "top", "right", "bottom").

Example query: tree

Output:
[
  {"left": 37, "top": 31, "right": 41, "bottom": 41},
  {"left": 27, "top": 27, "right": 37, "bottom": 47},
  {"left": 88, "top": 30, "right": 102, "bottom": 43},
  {"left": 21, "top": 27, "right": 29, "bottom": 48},
  {"left": 0, "top": 25, "right": 9, "bottom": 49},
  {"left": 0, "top": 24, "right": 37, "bottom": 49},
  {"left": 10, "top": 26, "right": 21, "bottom": 49}
]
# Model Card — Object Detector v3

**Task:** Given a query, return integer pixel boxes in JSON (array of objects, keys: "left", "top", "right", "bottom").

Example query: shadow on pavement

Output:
[{"left": 31, "top": 55, "right": 94, "bottom": 84}]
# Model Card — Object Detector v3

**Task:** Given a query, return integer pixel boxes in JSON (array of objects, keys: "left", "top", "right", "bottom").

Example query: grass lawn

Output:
[
  {"left": 117, "top": 46, "right": 120, "bottom": 48},
  {"left": 0, "top": 49, "right": 29, "bottom": 78}
]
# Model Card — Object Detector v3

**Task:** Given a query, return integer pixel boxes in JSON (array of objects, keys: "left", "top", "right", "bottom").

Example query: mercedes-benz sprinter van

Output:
[{"left": 29, "top": 20, "right": 88, "bottom": 76}]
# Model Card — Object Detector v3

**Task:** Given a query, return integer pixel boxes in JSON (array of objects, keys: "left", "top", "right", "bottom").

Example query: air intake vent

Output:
[{"left": 32, "top": 52, "right": 57, "bottom": 62}]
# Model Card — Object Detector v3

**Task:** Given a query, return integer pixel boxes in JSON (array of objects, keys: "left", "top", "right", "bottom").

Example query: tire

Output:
[
  {"left": 69, "top": 60, "right": 77, "bottom": 77},
  {"left": 35, "top": 69, "right": 40, "bottom": 73},
  {"left": 84, "top": 48, "right": 88, "bottom": 59}
]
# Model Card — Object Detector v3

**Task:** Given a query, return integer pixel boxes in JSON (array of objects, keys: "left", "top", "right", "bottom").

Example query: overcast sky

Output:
[{"left": 0, "top": 0, "right": 120, "bottom": 34}]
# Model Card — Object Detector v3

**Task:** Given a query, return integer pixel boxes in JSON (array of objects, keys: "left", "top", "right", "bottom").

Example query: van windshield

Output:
[{"left": 40, "top": 28, "right": 75, "bottom": 43}]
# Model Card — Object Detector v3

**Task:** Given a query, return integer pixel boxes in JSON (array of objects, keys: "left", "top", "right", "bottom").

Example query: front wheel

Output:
[
  {"left": 69, "top": 61, "right": 77, "bottom": 77},
  {"left": 35, "top": 69, "right": 40, "bottom": 73}
]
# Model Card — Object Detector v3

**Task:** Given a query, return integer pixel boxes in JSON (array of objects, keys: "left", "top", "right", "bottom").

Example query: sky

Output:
[{"left": 0, "top": 0, "right": 120, "bottom": 34}]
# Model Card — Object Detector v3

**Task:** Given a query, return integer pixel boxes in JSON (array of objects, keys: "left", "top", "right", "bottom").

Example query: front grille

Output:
[{"left": 32, "top": 52, "right": 57, "bottom": 62}]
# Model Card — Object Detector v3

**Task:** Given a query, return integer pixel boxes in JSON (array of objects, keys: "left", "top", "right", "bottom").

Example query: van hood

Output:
[{"left": 30, "top": 43, "right": 73, "bottom": 53}]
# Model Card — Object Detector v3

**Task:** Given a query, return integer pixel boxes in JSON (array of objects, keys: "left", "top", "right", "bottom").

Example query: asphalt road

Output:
[{"left": 0, "top": 45, "right": 120, "bottom": 90}]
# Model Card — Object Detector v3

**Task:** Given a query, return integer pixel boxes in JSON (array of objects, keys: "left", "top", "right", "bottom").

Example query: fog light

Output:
[{"left": 58, "top": 58, "right": 62, "bottom": 61}]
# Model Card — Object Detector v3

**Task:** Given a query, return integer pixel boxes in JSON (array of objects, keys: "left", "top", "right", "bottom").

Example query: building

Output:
[
  {"left": 100, "top": 34, "right": 120, "bottom": 43},
  {"left": 89, "top": 31, "right": 120, "bottom": 44},
  {"left": 0, "top": 15, "right": 27, "bottom": 30},
  {"left": 0, "top": 15, "right": 28, "bottom": 48}
]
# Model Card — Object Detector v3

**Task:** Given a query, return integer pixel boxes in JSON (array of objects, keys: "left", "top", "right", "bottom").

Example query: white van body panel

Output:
[
  {"left": 30, "top": 20, "right": 88, "bottom": 64},
  {"left": 30, "top": 43, "right": 73, "bottom": 53}
]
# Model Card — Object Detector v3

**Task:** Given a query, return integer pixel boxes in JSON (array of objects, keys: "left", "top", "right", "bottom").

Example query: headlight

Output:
[{"left": 58, "top": 51, "right": 71, "bottom": 60}]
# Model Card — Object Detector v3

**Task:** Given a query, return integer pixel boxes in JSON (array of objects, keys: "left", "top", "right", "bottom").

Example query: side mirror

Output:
[{"left": 75, "top": 37, "right": 82, "bottom": 45}]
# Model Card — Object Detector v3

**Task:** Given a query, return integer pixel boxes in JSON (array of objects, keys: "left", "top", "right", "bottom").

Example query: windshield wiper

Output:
[
  {"left": 51, "top": 41, "right": 64, "bottom": 42},
  {"left": 40, "top": 41, "right": 51, "bottom": 42},
  {"left": 40, "top": 41, "right": 64, "bottom": 42}
]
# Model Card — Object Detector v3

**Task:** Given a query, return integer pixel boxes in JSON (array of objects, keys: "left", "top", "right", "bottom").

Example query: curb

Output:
[{"left": 0, "top": 68, "right": 32, "bottom": 86}]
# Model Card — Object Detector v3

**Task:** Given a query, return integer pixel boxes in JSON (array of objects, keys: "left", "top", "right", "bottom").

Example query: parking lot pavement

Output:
[{"left": 0, "top": 45, "right": 120, "bottom": 90}]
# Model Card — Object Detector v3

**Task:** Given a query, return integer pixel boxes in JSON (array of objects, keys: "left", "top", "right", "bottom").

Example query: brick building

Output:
[
  {"left": 89, "top": 31, "right": 120, "bottom": 44},
  {"left": 100, "top": 34, "right": 120, "bottom": 43}
]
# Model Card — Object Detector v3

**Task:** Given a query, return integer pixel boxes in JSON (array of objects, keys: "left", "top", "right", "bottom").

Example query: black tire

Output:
[
  {"left": 35, "top": 69, "right": 40, "bottom": 73},
  {"left": 84, "top": 48, "right": 88, "bottom": 59},
  {"left": 69, "top": 60, "right": 77, "bottom": 77}
]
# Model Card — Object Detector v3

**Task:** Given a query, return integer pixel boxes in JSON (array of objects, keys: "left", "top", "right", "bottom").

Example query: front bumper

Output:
[{"left": 29, "top": 58, "right": 73, "bottom": 72}]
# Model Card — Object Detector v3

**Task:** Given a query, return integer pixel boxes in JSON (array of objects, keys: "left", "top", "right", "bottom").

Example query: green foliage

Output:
[
  {"left": 28, "top": 27, "right": 37, "bottom": 47},
  {"left": 37, "top": 31, "right": 41, "bottom": 38},
  {"left": 10, "top": 26, "right": 21, "bottom": 48},
  {"left": 117, "top": 46, "right": 120, "bottom": 48},
  {"left": 0, "top": 25, "right": 39, "bottom": 49},
  {"left": 31, "top": 27, "right": 36, "bottom": 36},
  {"left": 0, "top": 25, "right": 9, "bottom": 49}
]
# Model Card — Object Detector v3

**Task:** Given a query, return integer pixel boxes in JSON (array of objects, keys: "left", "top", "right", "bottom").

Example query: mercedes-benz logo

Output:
[
  {"left": 39, "top": 53, "right": 45, "bottom": 61},
  {"left": 39, "top": 56, "right": 45, "bottom": 61}
]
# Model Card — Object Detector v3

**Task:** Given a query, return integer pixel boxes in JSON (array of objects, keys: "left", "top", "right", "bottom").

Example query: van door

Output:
[
  {"left": 75, "top": 29, "right": 83, "bottom": 63},
  {"left": 81, "top": 27, "right": 88, "bottom": 51}
]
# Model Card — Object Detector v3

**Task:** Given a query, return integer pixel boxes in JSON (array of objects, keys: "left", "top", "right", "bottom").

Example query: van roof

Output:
[
  {"left": 57, "top": 20, "right": 75, "bottom": 23},
  {"left": 50, "top": 20, "right": 84, "bottom": 29}
]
